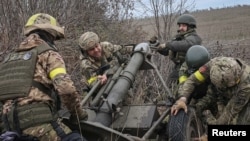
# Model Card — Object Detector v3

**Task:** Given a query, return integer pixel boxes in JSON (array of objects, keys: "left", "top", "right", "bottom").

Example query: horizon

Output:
[{"left": 194, "top": 0, "right": 250, "bottom": 10}]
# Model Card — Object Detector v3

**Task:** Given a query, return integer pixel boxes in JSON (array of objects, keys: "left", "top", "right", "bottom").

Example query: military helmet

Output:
[
  {"left": 186, "top": 45, "right": 210, "bottom": 70},
  {"left": 79, "top": 32, "right": 100, "bottom": 51},
  {"left": 24, "top": 13, "right": 64, "bottom": 40},
  {"left": 210, "top": 57, "right": 242, "bottom": 89},
  {"left": 177, "top": 14, "right": 196, "bottom": 28}
]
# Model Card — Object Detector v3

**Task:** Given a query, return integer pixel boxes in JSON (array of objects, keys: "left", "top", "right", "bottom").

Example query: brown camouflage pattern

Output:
[
  {"left": 22, "top": 120, "right": 71, "bottom": 141},
  {"left": 80, "top": 41, "right": 133, "bottom": 88},
  {"left": 1, "top": 33, "right": 87, "bottom": 139},
  {"left": 24, "top": 13, "right": 64, "bottom": 40},
  {"left": 78, "top": 32, "right": 100, "bottom": 50},
  {"left": 180, "top": 57, "right": 250, "bottom": 124}
]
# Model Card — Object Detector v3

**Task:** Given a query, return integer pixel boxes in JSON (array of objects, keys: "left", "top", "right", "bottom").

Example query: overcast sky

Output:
[
  {"left": 133, "top": 0, "right": 250, "bottom": 17},
  {"left": 194, "top": 0, "right": 250, "bottom": 10}
]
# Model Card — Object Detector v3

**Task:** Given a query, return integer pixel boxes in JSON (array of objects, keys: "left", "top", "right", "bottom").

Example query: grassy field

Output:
[
  {"left": 136, "top": 5, "right": 250, "bottom": 62},
  {"left": 128, "top": 5, "right": 250, "bottom": 105}
]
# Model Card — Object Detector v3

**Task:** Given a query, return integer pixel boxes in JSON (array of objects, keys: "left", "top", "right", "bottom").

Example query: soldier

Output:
[
  {"left": 150, "top": 14, "right": 202, "bottom": 86},
  {"left": 171, "top": 56, "right": 250, "bottom": 125},
  {"left": 0, "top": 13, "right": 88, "bottom": 141},
  {"left": 78, "top": 31, "right": 133, "bottom": 90},
  {"left": 177, "top": 45, "right": 211, "bottom": 108}
]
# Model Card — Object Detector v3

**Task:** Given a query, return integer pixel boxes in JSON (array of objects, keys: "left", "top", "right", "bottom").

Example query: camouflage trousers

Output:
[{"left": 23, "top": 120, "right": 72, "bottom": 141}]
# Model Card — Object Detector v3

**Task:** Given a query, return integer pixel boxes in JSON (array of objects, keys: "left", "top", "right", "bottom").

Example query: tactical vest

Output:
[
  {"left": 0, "top": 43, "right": 54, "bottom": 101},
  {"left": 169, "top": 50, "right": 186, "bottom": 66},
  {"left": 170, "top": 29, "right": 198, "bottom": 66}
]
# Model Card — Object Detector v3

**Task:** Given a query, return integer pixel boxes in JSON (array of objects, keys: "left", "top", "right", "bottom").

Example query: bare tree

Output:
[
  {"left": 0, "top": 0, "right": 146, "bottom": 92},
  {"left": 137, "top": 0, "right": 195, "bottom": 41},
  {"left": 129, "top": 0, "right": 196, "bottom": 103}
]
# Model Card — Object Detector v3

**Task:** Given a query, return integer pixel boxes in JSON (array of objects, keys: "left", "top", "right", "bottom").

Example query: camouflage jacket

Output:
[
  {"left": 1, "top": 33, "right": 83, "bottom": 122},
  {"left": 80, "top": 41, "right": 133, "bottom": 88},
  {"left": 158, "top": 29, "right": 202, "bottom": 65},
  {"left": 179, "top": 57, "right": 250, "bottom": 124},
  {"left": 178, "top": 62, "right": 209, "bottom": 101}
]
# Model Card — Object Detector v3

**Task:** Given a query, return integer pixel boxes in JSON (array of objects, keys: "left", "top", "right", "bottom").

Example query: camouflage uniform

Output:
[
  {"left": 178, "top": 62, "right": 219, "bottom": 120},
  {"left": 79, "top": 33, "right": 133, "bottom": 88},
  {"left": 0, "top": 13, "right": 87, "bottom": 141},
  {"left": 178, "top": 62, "right": 210, "bottom": 100},
  {"left": 179, "top": 57, "right": 250, "bottom": 124}
]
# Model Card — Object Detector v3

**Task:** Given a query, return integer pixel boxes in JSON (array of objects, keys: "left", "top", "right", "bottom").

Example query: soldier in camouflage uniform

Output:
[
  {"left": 78, "top": 31, "right": 133, "bottom": 90},
  {"left": 0, "top": 13, "right": 88, "bottom": 141},
  {"left": 150, "top": 14, "right": 202, "bottom": 86},
  {"left": 171, "top": 56, "right": 250, "bottom": 125},
  {"left": 177, "top": 45, "right": 211, "bottom": 108},
  {"left": 177, "top": 45, "right": 221, "bottom": 139}
]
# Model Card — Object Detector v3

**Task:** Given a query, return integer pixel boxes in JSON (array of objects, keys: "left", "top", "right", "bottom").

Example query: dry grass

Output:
[{"left": 130, "top": 5, "right": 250, "bottom": 103}]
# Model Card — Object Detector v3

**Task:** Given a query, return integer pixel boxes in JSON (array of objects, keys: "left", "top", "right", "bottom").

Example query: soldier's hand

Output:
[
  {"left": 193, "top": 134, "right": 208, "bottom": 141},
  {"left": 171, "top": 98, "right": 187, "bottom": 115},
  {"left": 98, "top": 74, "right": 108, "bottom": 85}
]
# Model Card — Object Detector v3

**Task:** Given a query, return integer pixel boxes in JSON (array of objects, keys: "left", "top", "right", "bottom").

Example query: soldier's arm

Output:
[
  {"left": 80, "top": 59, "right": 99, "bottom": 88},
  {"left": 101, "top": 41, "right": 132, "bottom": 55},
  {"left": 46, "top": 51, "right": 86, "bottom": 118},
  {"left": 179, "top": 64, "right": 210, "bottom": 100},
  {"left": 176, "top": 62, "right": 189, "bottom": 98},
  {"left": 178, "top": 62, "right": 189, "bottom": 84},
  {"left": 195, "top": 86, "right": 217, "bottom": 113},
  {"left": 166, "top": 34, "right": 202, "bottom": 52},
  {"left": 216, "top": 87, "right": 250, "bottom": 124}
]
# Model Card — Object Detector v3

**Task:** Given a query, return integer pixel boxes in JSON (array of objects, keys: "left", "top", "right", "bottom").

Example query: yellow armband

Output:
[
  {"left": 194, "top": 71, "right": 205, "bottom": 82},
  {"left": 49, "top": 68, "right": 66, "bottom": 79},
  {"left": 179, "top": 75, "right": 187, "bottom": 84},
  {"left": 87, "top": 76, "right": 97, "bottom": 85}
]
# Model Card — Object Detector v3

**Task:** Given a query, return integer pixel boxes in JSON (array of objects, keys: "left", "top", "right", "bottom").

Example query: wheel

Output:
[{"left": 167, "top": 107, "right": 204, "bottom": 141}]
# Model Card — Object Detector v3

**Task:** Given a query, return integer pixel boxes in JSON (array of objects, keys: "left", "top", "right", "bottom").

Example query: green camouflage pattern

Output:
[
  {"left": 80, "top": 41, "right": 133, "bottom": 88},
  {"left": 210, "top": 57, "right": 242, "bottom": 88},
  {"left": 177, "top": 62, "right": 216, "bottom": 119},
  {"left": 180, "top": 57, "right": 250, "bottom": 124},
  {"left": 1, "top": 33, "right": 87, "bottom": 138}
]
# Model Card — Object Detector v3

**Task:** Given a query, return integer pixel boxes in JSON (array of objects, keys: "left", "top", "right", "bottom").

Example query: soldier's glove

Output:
[
  {"left": 149, "top": 36, "right": 160, "bottom": 48},
  {"left": 203, "top": 110, "right": 217, "bottom": 125},
  {"left": 70, "top": 109, "right": 88, "bottom": 124},
  {"left": 171, "top": 98, "right": 187, "bottom": 115},
  {"left": 193, "top": 134, "right": 208, "bottom": 141}
]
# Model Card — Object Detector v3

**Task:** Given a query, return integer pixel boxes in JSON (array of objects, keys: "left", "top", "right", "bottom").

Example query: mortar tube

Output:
[{"left": 94, "top": 51, "right": 145, "bottom": 126}]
